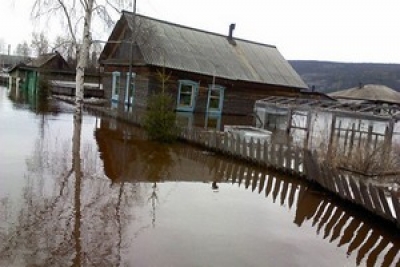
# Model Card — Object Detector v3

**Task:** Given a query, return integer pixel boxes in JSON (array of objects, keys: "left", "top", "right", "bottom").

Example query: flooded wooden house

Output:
[
  {"left": 99, "top": 11, "right": 307, "bottom": 116},
  {"left": 8, "top": 51, "right": 71, "bottom": 91}
]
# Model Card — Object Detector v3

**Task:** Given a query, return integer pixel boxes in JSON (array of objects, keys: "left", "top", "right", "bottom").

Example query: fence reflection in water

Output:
[{"left": 171, "top": 144, "right": 399, "bottom": 267}]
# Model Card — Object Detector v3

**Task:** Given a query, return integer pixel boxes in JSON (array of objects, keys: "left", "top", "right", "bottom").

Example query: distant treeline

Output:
[{"left": 289, "top": 60, "right": 400, "bottom": 93}]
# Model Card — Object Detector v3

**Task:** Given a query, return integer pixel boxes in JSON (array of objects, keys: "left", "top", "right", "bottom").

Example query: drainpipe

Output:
[{"left": 126, "top": 0, "right": 136, "bottom": 111}]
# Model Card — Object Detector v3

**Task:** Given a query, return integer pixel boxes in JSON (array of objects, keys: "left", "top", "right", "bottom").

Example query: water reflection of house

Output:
[
  {"left": 99, "top": 11, "right": 307, "bottom": 116},
  {"left": 95, "top": 118, "right": 229, "bottom": 183}
]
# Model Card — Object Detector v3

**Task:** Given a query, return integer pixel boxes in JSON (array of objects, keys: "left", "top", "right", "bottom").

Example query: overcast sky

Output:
[{"left": 1, "top": 0, "right": 400, "bottom": 63}]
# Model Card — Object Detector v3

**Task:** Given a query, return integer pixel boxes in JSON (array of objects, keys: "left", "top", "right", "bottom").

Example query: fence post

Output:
[
  {"left": 249, "top": 137, "right": 254, "bottom": 160},
  {"left": 390, "top": 191, "right": 400, "bottom": 224}
]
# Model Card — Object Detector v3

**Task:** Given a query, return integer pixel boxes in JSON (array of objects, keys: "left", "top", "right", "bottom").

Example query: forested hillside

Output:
[{"left": 289, "top": 60, "right": 400, "bottom": 93}]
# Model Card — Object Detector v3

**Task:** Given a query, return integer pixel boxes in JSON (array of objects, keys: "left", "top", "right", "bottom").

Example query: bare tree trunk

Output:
[{"left": 75, "top": 0, "right": 94, "bottom": 113}]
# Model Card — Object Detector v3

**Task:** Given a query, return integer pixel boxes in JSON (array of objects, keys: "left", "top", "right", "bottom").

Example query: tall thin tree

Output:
[{"left": 32, "top": 0, "right": 130, "bottom": 113}]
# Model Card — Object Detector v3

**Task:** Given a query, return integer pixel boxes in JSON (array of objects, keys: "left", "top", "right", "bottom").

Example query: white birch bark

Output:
[{"left": 75, "top": 0, "right": 94, "bottom": 112}]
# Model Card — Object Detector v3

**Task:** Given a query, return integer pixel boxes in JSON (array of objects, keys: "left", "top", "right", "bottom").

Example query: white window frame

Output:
[
  {"left": 112, "top": 71, "right": 121, "bottom": 102},
  {"left": 125, "top": 72, "right": 136, "bottom": 105},
  {"left": 206, "top": 84, "right": 225, "bottom": 114}
]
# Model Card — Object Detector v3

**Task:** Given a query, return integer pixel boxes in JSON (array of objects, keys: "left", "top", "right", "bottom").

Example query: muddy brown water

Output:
[{"left": 0, "top": 86, "right": 399, "bottom": 267}]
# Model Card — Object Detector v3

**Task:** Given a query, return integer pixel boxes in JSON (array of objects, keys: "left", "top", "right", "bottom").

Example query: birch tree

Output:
[{"left": 32, "top": 0, "right": 131, "bottom": 112}]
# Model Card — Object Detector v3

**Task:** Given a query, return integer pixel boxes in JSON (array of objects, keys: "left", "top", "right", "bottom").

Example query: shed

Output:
[
  {"left": 329, "top": 84, "right": 400, "bottom": 105},
  {"left": 8, "top": 51, "right": 72, "bottom": 92}
]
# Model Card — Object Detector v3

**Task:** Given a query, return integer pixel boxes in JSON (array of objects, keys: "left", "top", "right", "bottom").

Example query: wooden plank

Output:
[
  {"left": 249, "top": 137, "right": 254, "bottom": 160},
  {"left": 263, "top": 141, "right": 269, "bottom": 165},
  {"left": 324, "top": 207, "right": 343, "bottom": 239},
  {"left": 245, "top": 168, "right": 251, "bottom": 189},
  {"left": 277, "top": 144, "right": 285, "bottom": 169},
  {"left": 327, "top": 113, "right": 337, "bottom": 157},
  {"left": 377, "top": 188, "right": 394, "bottom": 219},
  {"left": 226, "top": 162, "right": 234, "bottom": 182},
  {"left": 258, "top": 172, "right": 266, "bottom": 194},
  {"left": 343, "top": 127, "right": 350, "bottom": 155},
  {"left": 327, "top": 167, "right": 337, "bottom": 192},
  {"left": 349, "top": 178, "right": 363, "bottom": 205},
  {"left": 288, "top": 183, "right": 297, "bottom": 209},
  {"left": 218, "top": 132, "right": 224, "bottom": 151},
  {"left": 317, "top": 164, "right": 327, "bottom": 189},
  {"left": 304, "top": 111, "right": 312, "bottom": 149},
  {"left": 390, "top": 191, "right": 400, "bottom": 223},
  {"left": 366, "top": 125, "right": 373, "bottom": 153},
  {"left": 251, "top": 171, "right": 259, "bottom": 192},
  {"left": 265, "top": 174, "right": 273, "bottom": 197},
  {"left": 359, "top": 182, "right": 374, "bottom": 212},
  {"left": 224, "top": 132, "right": 230, "bottom": 153},
  {"left": 272, "top": 178, "right": 281, "bottom": 203},
  {"left": 235, "top": 133, "right": 241, "bottom": 155},
  {"left": 256, "top": 139, "right": 262, "bottom": 163},
  {"left": 210, "top": 131, "right": 216, "bottom": 148},
  {"left": 270, "top": 143, "right": 276, "bottom": 167},
  {"left": 280, "top": 180, "right": 289, "bottom": 206},
  {"left": 303, "top": 150, "right": 320, "bottom": 182},
  {"left": 323, "top": 165, "right": 334, "bottom": 191},
  {"left": 340, "top": 175, "right": 353, "bottom": 201},
  {"left": 285, "top": 145, "right": 292, "bottom": 171},
  {"left": 294, "top": 148, "right": 300, "bottom": 173},
  {"left": 348, "top": 123, "right": 356, "bottom": 157},
  {"left": 330, "top": 213, "right": 350, "bottom": 243},
  {"left": 368, "top": 184, "right": 385, "bottom": 216},
  {"left": 238, "top": 165, "right": 246, "bottom": 186},
  {"left": 336, "top": 174, "right": 346, "bottom": 199}
]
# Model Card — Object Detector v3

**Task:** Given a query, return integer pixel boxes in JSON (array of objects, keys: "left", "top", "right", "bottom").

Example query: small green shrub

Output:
[{"left": 143, "top": 93, "right": 180, "bottom": 142}]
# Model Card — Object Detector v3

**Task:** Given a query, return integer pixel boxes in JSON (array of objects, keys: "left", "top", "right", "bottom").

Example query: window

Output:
[
  {"left": 125, "top": 72, "right": 136, "bottom": 105},
  {"left": 204, "top": 113, "right": 222, "bottom": 130},
  {"left": 206, "top": 85, "right": 225, "bottom": 114},
  {"left": 177, "top": 80, "right": 199, "bottom": 112},
  {"left": 112, "top": 71, "right": 121, "bottom": 102}
]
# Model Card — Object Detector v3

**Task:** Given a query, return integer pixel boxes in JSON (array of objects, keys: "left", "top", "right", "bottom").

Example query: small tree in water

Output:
[{"left": 143, "top": 69, "right": 180, "bottom": 142}]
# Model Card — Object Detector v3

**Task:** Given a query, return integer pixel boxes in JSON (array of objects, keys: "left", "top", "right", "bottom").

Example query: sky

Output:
[{"left": 1, "top": 0, "right": 400, "bottom": 63}]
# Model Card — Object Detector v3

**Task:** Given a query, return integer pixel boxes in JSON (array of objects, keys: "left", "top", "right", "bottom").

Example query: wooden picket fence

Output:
[
  {"left": 180, "top": 128, "right": 305, "bottom": 175},
  {"left": 179, "top": 127, "right": 400, "bottom": 228}
]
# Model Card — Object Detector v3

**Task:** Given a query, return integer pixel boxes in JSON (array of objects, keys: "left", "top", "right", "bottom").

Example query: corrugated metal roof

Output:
[
  {"left": 329, "top": 84, "right": 400, "bottom": 105},
  {"left": 123, "top": 12, "right": 307, "bottom": 89}
]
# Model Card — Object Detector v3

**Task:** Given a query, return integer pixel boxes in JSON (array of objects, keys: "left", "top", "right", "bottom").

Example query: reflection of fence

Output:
[
  {"left": 179, "top": 145, "right": 400, "bottom": 267},
  {"left": 304, "top": 150, "right": 400, "bottom": 225},
  {"left": 180, "top": 127, "right": 400, "bottom": 228}
]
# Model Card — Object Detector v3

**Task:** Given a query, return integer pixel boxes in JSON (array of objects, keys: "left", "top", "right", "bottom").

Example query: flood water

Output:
[{"left": 1, "top": 85, "right": 400, "bottom": 267}]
